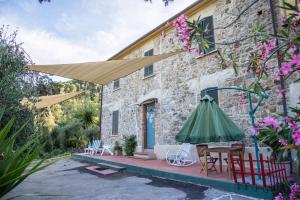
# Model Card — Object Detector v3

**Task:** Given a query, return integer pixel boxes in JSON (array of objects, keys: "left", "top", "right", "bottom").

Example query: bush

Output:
[
  {"left": 84, "top": 126, "right": 100, "bottom": 143},
  {"left": 113, "top": 141, "right": 123, "bottom": 151},
  {"left": 123, "top": 135, "right": 137, "bottom": 156},
  {"left": 51, "top": 120, "right": 88, "bottom": 151}
]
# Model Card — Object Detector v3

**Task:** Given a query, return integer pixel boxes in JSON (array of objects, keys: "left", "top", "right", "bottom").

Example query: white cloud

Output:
[
  {"left": 19, "top": 28, "right": 103, "bottom": 64},
  {"left": 0, "top": 0, "right": 197, "bottom": 81}
]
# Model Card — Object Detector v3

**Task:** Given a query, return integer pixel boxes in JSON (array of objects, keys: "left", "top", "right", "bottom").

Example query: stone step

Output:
[
  {"left": 85, "top": 166, "right": 119, "bottom": 175},
  {"left": 133, "top": 152, "right": 156, "bottom": 160},
  {"left": 97, "top": 162, "right": 125, "bottom": 171}
]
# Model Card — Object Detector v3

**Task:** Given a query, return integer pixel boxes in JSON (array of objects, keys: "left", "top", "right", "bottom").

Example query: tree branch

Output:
[{"left": 214, "top": 0, "right": 259, "bottom": 30}]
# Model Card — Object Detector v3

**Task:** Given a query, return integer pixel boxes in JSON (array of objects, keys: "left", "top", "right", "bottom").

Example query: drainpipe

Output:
[
  {"left": 99, "top": 85, "right": 104, "bottom": 139},
  {"left": 268, "top": 0, "right": 288, "bottom": 116}
]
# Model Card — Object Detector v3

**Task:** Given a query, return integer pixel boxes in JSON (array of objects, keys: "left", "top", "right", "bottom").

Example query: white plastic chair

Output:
[
  {"left": 100, "top": 145, "right": 114, "bottom": 156},
  {"left": 165, "top": 143, "right": 197, "bottom": 167},
  {"left": 87, "top": 140, "right": 102, "bottom": 155}
]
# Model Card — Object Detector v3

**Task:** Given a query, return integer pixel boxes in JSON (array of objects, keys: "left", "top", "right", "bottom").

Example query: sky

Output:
[{"left": 0, "top": 0, "right": 196, "bottom": 81}]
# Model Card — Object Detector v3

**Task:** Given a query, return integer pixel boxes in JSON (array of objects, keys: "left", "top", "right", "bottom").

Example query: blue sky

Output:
[{"left": 0, "top": 0, "right": 196, "bottom": 81}]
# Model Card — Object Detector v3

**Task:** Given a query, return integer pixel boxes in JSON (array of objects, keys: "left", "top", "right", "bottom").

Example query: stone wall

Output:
[{"left": 101, "top": 0, "right": 294, "bottom": 152}]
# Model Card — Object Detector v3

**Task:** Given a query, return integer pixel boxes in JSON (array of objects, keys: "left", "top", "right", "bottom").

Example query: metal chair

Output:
[
  {"left": 166, "top": 143, "right": 197, "bottom": 167},
  {"left": 196, "top": 144, "right": 218, "bottom": 172}
]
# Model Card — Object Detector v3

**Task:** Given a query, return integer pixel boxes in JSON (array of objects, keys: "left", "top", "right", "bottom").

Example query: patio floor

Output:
[{"left": 76, "top": 153, "right": 230, "bottom": 182}]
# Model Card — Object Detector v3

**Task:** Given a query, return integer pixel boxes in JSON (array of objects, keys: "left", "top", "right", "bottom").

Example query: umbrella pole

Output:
[{"left": 248, "top": 93, "right": 261, "bottom": 178}]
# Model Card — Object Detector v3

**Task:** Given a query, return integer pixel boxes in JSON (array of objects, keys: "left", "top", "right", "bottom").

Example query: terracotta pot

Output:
[{"left": 114, "top": 150, "right": 123, "bottom": 156}]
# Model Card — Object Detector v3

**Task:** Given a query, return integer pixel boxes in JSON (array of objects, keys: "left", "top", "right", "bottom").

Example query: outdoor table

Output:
[{"left": 203, "top": 147, "right": 243, "bottom": 178}]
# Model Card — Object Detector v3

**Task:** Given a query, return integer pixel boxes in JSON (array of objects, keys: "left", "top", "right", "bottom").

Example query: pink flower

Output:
[
  {"left": 290, "top": 54, "right": 300, "bottom": 69},
  {"left": 259, "top": 39, "right": 276, "bottom": 61},
  {"left": 289, "top": 183, "right": 300, "bottom": 200},
  {"left": 250, "top": 127, "right": 259, "bottom": 136},
  {"left": 290, "top": 123, "right": 299, "bottom": 131},
  {"left": 275, "top": 70, "right": 282, "bottom": 81},
  {"left": 274, "top": 193, "right": 284, "bottom": 200},
  {"left": 280, "top": 63, "right": 293, "bottom": 75},
  {"left": 195, "top": 48, "right": 201, "bottom": 56},
  {"left": 285, "top": 116, "right": 294, "bottom": 124},
  {"left": 268, "top": 65, "right": 274, "bottom": 73},
  {"left": 276, "top": 88, "right": 285, "bottom": 98},
  {"left": 279, "top": 138, "right": 287, "bottom": 146},
  {"left": 173, "top": 14, "right": 192, "bottom": 52},
  {"left": 161, "top": 31, "right": 166, "bottom": 38},
  {"left": 292, "top": 130, "right": 300, "bottom": 146},
  {"left": 263, "top": 117, "right": 280, "bottom": 129},
  {"left": 280, "top": 16, "right": 286, "bottom": 25},
  {"left": 288, "top": 46, "right": 297, "bottom": 53}
]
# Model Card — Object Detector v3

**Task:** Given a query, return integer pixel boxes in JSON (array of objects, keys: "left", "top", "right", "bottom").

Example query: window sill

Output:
[
  {"left": 111, "top": 134, "right": 119, "bottom": 137},
  {"left": 113, "top": 87, "right": 121, "bottom": 92},
  {"left": 143, "top": 74, "right": 156, "bottom": 80},
  {"left": 195, "top": 49, "right": 218, "bottom": 59}
]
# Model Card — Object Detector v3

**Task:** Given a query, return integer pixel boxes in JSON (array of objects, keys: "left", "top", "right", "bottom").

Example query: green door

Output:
[{"left": 146, "top": 104, "right": 155, "bottom": 149}]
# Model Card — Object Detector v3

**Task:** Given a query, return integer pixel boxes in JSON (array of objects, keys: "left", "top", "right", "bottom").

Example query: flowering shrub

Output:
[
  {"left": 257, "top": 100, "right": 300, "bottom": 155},
  {"left": 274, "top": 183, "right": 300, "bottom": 200},
  {"left": 172, "top": 15, "right": 192, "bottom": 52}
]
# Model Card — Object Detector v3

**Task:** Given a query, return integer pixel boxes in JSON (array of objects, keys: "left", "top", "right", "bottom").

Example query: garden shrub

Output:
[
  {"left": 123, "top": 135, "right": 137, "bottom": 156},
  {"left": 84, "top": 126, "right": 100, "bottom": 143}
]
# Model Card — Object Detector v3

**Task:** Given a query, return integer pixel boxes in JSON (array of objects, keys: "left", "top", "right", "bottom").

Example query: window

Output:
[
  {"left": 201, "top": 87, "right": 218, "bottom": 104},
  {"left": 144, "top": 49, "right": 154, "bottom": 77},
  {"left": 112, "top": 110, "right": 119, "bottom": 135},
  {"left": 113, "top": 79, "right": 120, "bottom": 90},
  {"left": 200, "top": 16, "right": 215, "bottom": 53}
]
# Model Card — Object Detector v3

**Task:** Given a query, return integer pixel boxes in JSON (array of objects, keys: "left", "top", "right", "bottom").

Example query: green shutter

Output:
[
  {"left": 112, "top": 110, "right": 119, "bottom": 134},
  {"left": 144, "top": 49, "right": 154, "bottom": 77},
  {"left": 202, "top": 16, "right": 215, "bottom": 53}
]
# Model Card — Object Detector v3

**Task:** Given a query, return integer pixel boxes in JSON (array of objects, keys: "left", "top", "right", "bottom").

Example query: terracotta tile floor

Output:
[{"left": 80, "top": 154, "right": 232, "bottom": 182}]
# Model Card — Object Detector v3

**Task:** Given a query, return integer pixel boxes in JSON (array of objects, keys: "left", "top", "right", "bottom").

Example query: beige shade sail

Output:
[
  {"left": 22, "top": 92, "right": 83, "bottom": 109},
  {"left": 28, "top": 51, "right": 180, "bottom": 84}
]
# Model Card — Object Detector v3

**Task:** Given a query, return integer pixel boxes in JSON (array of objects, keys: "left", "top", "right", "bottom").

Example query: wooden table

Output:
[{"left": 204, "top": 147, "right": 243, "bottom": 178}]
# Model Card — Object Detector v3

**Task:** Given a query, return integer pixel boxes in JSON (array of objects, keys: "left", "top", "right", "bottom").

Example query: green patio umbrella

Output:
[{"left": 175, "top": 95, "right": 244, "bottom": 144}]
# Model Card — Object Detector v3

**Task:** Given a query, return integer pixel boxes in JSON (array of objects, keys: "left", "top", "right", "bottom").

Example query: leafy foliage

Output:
[
  {"left": 113, "top": 141, "right": 123, "bottom": 152},
  {"left": 84, "top": 126, "right": 100, "bottom": 143},
  {"left": 0, "top": 110, "right": 49, "bottom": 198},
  {"left": 123, "top": 135, "right": 137, "bottom": 156},
  {"left": 74, "top": 102, "right": 98, "bottom": 128}
]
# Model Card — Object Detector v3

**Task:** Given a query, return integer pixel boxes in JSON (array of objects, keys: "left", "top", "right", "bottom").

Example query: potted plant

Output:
[
  {"left": 113, "top": 141, "right": 123, "bottom": 156},
  {"left": 123, "top": 135, "right": 137, "bottom": 156}
]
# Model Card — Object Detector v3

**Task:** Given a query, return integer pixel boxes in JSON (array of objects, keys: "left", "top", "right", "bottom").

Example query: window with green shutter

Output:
[
  {"left": 201, "top": 16, "right": 215, "bottom": 53},
  {"left": 144, "top": 49, "right": 154, "bottom": 77},
  {"left": 112, "top": 110, "right": 119, "bottom": 135},
  {"left": 201, "top": 87, "right": 218, "bottom": 104},
  {"left": 113, "top": 79, "right": 120, "bottom": 90}
]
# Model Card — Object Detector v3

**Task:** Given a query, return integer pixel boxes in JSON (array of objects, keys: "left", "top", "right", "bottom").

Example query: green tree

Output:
[{"left": 0, "top": 26, "right": 46, "bottom": 145}]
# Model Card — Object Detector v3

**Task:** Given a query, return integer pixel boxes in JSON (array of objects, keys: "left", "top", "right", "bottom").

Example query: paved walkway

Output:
[{"left": 3, "top": 159, "right": 261, "bottom": 200}]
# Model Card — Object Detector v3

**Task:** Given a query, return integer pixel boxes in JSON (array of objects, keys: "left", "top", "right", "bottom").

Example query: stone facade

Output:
[{"left": 100, "top": 0, "right": 299, "bottom": 157}]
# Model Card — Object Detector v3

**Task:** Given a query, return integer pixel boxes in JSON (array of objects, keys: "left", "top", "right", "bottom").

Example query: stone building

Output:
[{"left": 100, "top": 0, "right": 299, "bottom": 159}]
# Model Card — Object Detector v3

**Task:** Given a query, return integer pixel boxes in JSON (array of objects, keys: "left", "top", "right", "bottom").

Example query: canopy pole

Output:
[
  {"left": 99, "top": 85, "right": 104, "bottom": 140},
  {"left": 248, "top": 93, "right": 261, "bottom": 177},
  {"left": 205, "top": 86, "right": 268, "bottom": 177}
]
